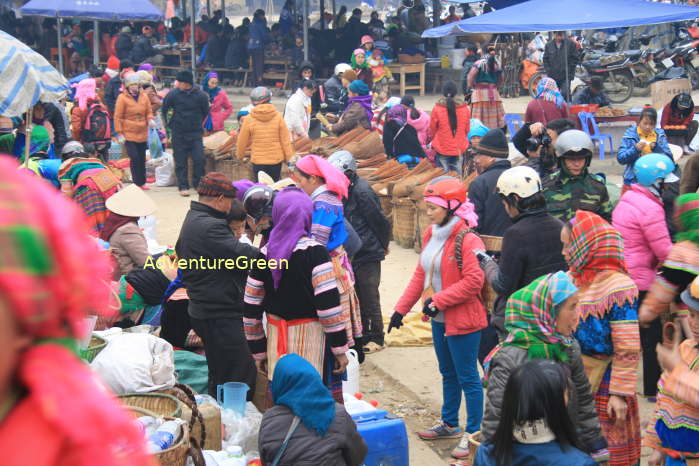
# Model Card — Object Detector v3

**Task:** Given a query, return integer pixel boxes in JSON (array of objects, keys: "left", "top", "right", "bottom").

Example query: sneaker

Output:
[
  {"left": 417, "top": 422, "right": 462, "bottom": 440},
  {"left": 451, "top": 433, "right": 470, "bottom": 459},
  {"left": 179, "top": 189, "right": 190, "bottom": 197}
]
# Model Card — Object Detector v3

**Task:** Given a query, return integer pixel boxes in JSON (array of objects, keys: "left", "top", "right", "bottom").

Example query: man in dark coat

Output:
[
  {"left": 329, "top": 150, "right": 391, "bottom": 350},
  {"left": 115, "top": 26, "right": 134, "bottom": 60},
  {"left": 130, "top": 26, "right": 162, "bottom": 64},
  {"left": 468, "top": 129, "right": 513, "bottom": 237},
  {"left": 543, "top": 31, "right": 579, "bottom": 100},
  {"left": 161, "top": 70, "right": 210, "bottom": 196},
  {"left": 104, "top": 59, "right": 133, "bottom": 115},
  {"left": 175, "top": 172, "right": 259, "bottom": 398}
]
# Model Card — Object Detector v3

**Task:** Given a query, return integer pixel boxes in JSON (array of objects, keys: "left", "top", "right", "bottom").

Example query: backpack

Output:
[{"left": 82, "top": 102, "right": 111, "bottom": 143}]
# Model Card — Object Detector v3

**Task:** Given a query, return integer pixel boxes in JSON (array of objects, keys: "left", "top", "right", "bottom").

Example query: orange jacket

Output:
[
  {"left": 236, "top": 104, "right": 294, "bottom": 165},
  {"left": 114, "top": 90, "right": 153, "bottom": 143},
  {"left": 429, "top": 99, "right": 471, "bottom": 156}
]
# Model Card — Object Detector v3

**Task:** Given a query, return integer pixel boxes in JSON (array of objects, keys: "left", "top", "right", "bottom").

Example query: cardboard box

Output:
[{"left": 651, "top": 78, "right": 691, "bottom": 110}]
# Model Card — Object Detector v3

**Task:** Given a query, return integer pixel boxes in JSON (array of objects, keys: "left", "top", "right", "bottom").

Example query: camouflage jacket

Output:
[{"left": 542, "top": 170, "right": 612, "bottom": 222}]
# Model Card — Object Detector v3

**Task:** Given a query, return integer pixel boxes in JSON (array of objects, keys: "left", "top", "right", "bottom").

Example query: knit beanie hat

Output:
[
  {"left": 197, "top": 172, "right": 236, "bottom": 198},
  {"left": 349, "top": 80, "right": 370, "bottom": 96},
  {"left": 176, "top": 70, "right": 194, "bottom": 85},
  {"left": 107, "top": 56, "right": 120, "bottom": 70},
  {"left": 476, "top": 128, "right": 509, "bottom": 158}
]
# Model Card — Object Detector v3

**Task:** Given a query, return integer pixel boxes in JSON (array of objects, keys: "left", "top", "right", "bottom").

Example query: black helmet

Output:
[{"left": 243, "top": 185, "right": 275, "bottom": 222}]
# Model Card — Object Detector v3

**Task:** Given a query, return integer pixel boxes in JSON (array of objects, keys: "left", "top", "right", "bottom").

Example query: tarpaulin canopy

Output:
[
  {"left": 422, "top": 0, "right": 699, "bottom": 38},
  {"left": 20, "top": 0, "right": 163, "bottom": 21}
]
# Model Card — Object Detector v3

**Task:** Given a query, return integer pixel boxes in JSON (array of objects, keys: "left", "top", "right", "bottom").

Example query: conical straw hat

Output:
[{"left": 105, "top": 184, "right": 157, "bottom": 217}]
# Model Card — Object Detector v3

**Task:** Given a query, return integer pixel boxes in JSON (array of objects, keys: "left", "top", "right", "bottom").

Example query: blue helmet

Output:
[{"left": 633, "top": 153, "right": 679, "bottom": 186}]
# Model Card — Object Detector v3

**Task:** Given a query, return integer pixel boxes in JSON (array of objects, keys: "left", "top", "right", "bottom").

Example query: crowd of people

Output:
[{"left": 6, "top": 3, "right": 699, "bottom": 465}]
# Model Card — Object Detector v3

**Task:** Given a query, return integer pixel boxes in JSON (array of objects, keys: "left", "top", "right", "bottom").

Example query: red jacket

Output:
[
  {"left": 661, "top": 102, "right": 694, "bottom": 128},
  {"left": 395, "top": 221, "right": 487, "bottom": 336},
  {"left": 429, "top": 100, "right": 471, "bottom": 156}
]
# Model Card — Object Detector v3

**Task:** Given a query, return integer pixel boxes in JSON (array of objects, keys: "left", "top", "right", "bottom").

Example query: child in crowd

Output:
[
  {"left": 474, "top": 359, "right": 596, "bottom": 466},
  {"left": 227, "top": 199, "right": 253, "bottom": 245},
  {"left": 645, "top": 275, "right": 699, "bottom": 466},
  {"left": 618, "top": 107, "right": 673, "bottom": 187}
]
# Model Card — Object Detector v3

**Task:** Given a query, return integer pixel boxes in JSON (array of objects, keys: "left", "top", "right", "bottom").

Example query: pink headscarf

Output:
[
  {"left": 73, "top": 78, "right": 97, "bottom": 112},
  {"left": 296, "top": 154, "right": 350, "bottom": 199},
  {"left": 425, "top": 196, "right": 479, "bottom": 228}
]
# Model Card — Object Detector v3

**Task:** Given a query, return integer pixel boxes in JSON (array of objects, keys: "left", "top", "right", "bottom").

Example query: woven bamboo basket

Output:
[
  {"left": 480, "top": 235, "right": 503, "bottom": 312},
  {"left": 158, "top": 384, "right": 218, "bottom": 451},
  {"left": 413, "top": 200, "right": 431, "bottom": 253},
  {"left": 215, "top": 158, "right": 254, "bottom": 182},
  {"left": 80, "top": 334, "right": 107, "bottom": 363},
  {"left": 127, "top": 407, "right": 196, "bottom": 466},
  {"left": 468, "top": 431, "right": 482, "bottom": 458},
  {"left": 392, "top": 197, "right": 416, "bottom": 249},
  {"left": 119, "top": 393, "right": 183, "bottom": 419}
]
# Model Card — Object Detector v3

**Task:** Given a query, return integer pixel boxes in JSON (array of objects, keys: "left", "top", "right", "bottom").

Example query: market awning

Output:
[
  {"left": 20, "top": 0, "right": 163, "bottom": 21},
  {"left": 422, "top": 0, "right": 699, "bottom": 37}
]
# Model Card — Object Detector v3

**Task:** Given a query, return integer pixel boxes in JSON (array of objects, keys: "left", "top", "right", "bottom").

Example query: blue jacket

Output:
[
  {"left": 474, "top": 441, "right": 596, "bottom": 466},
  {"left": 247, "top": 19, "right": 269, "bottom": 51},
  {"left": 617, "top": 125, "right": 673, "bottom": 185}
]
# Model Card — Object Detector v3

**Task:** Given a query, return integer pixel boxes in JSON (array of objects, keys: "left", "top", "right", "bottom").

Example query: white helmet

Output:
[
  {"left": 554, "top": 129, "right": 594, "bottom": 158},
  {"left": 496, "top": 166, "right": 542, "bottom": 198},
  {"left": 334, "top": 63, "right": 352, "bottom": 77},
  {"left": 328, "top": 150, "right": 357, "bottom": 173}
]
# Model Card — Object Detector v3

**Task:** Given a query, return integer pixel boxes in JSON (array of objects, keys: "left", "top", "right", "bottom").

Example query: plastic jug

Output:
[
  {"left": 342, "top": 349, "right": 360, "bottom": 395},
  {"left": 217, "top": 382, "right": 249, "bottom": 418}
]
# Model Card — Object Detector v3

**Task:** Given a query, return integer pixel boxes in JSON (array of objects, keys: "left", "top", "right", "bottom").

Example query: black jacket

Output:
[
  {"left": 323, "top": 75, "right": 345, "bottom": 114},
  {"left": 130, "top": 35, "right": 156, "bottom": 64},
  {"left": 468, "top": 159, "right": 513, "bottom": 236},
  {"left": 115, "top": 32, "right": 133, "bottom": 60},
  {"left": 42, "top": 102, "right": 68, "bottom": 155},
  {"left": 344, "top": 175, "right": 391, "bottom": 265},
  {"left": 383, "top": 120, "right": 425, "bottom": 159},
  {"left": 105, "top": 75, "right": 122, "bottom": 114},
  {"left": 125, "top": 266, "right": 171, "bottom": 305},
  {"left": 162, "top": 86, "right": 210, "bottom": 138},
  {"left": 484, "top": 210, "right": 567, "bottom": 333},
  {"left": 543, "top": 38, "right": 579, "bottom": 84},
  {"left": 175, "top": 201, "right": 259, "bottom": 319}
]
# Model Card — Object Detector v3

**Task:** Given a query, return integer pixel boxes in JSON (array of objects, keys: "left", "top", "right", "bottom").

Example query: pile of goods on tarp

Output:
[{"left": 81, "top": 325, "right": 263, "bottom": 466}]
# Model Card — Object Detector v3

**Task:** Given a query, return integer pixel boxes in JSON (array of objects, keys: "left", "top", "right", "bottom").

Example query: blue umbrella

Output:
[{"left": 21, "top": 0, "right": 162, "bottom": 21}]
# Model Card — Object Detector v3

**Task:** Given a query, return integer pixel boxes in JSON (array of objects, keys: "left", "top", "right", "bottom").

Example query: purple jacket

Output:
[{"left": 612, "top": 184, "right": 672, "bottom": 291}]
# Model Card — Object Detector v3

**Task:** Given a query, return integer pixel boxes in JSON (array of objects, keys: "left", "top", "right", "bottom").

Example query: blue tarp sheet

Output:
[
  {"left": 422, "top": 0, "right": 699, "bottom": 37},
  {"left": 21, "top": 0, "right": 162, "bottom": 21}
]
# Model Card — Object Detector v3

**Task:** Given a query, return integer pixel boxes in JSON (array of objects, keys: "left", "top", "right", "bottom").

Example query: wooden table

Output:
[
  {"left": 263, "top": 57, "right": 293, "bottom": 89},
  {"left": 388, "top": 63, "right": 426, "bottom": 96}
]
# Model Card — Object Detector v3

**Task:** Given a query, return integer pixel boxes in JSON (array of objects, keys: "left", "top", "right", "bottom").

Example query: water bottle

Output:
[
  {"left": 341, "top": 349, "right": 360, "bottom": 395},
  {"left": 147, "top": 420, "right": 182, "bottom": 453},
  {"left": 135, "top": 416, "right": 159, "bottom": 437}
]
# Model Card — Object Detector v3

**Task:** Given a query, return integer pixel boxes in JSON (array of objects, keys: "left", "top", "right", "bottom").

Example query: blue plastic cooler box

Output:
[{"left": 351, "top": 410, "right": 409, "bottom": 466}]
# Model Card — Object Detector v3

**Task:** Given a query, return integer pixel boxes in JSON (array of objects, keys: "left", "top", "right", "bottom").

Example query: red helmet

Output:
[
  {"left": 423, "top": 176, "right": 466, "bottom": 205},
  {"left": 360, "top": 35, "right": 374, "bottom": 46}
]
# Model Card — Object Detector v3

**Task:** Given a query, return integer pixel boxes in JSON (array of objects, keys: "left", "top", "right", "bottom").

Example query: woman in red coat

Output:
[
  {"left": 430, "top": 81, "right": 471, "bottom": 176},
  {"left": 388, "top": 176, "right": 486, "bottom": 462}
]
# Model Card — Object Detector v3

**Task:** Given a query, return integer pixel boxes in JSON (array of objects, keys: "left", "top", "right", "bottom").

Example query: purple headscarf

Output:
[
  {"left": 137, "top": 63, "right": 154, "bottom": 71},
  {"left": 233, "top": 179, "right": 258, "bottom": 202},
  {"left": 267, "top": 187, "right": 313, "bottom": 289},
  {"left": 387, "top": 104, "right": 407, "bottom": 126},
  {"left": 347, "top": 94, "right": 373, "bottom": 122}
]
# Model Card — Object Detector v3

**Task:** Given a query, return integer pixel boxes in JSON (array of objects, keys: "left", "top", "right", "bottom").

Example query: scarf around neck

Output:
[
  {"left": 99, "top": 213, "right": 138, "bottom": 241},
  {"left": 348, "top": 94, "right": 373, "bottom": 122}
]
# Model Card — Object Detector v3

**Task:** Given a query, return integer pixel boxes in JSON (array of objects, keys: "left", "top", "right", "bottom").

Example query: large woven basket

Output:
[
  {"left": 392, "top": 197, "right": 416, "bottom": 249},
  {"left": 216, "top": 158, "right": 254, "bottom": 182},
  {"left": 480, "top": 235, "right": 503, "bottom": 312},
  {"left": 80, "top": 334, "right": 107, "bottom": 363},
  {"left": 119, "top": 393, "right": 183, "bottom": 419},
  {"left": 468, "top": 431, "right": 482, "bottom": 459},
  {"left": 127, "top": 407, "right": 198, "bottom": 466}
]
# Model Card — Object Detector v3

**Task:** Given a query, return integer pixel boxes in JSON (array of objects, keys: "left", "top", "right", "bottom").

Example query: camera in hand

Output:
[{"left": 525, "top": 132, "right": 552, "bottom": 153}]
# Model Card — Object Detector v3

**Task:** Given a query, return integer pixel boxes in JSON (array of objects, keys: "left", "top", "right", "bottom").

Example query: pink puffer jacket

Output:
[
  {"left": 407, "top": 109, "right": 431, "bottom": 148},
  {"left": 611, "top": 184, "right": 672, "bottom": 291}
]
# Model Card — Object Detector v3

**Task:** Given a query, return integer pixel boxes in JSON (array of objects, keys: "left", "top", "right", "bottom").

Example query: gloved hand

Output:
[
  {"left": 422, "top": 297, "right": 439, "bottom": 318},
  {"left": 473, "top": 249, "right": 492, "bottom": 267},
  {"left": 387, "top": 311, "right": 404, "bottom": 333}
]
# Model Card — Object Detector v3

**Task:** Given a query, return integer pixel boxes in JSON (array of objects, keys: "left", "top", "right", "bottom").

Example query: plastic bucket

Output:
[{"left": 216, "top": 382, "right": 249, "bottom": 417}]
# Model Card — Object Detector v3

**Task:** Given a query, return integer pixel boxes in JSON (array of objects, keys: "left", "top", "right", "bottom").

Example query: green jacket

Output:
[{"left": 542, "top": 169, "right": 612, "bottom": 222}]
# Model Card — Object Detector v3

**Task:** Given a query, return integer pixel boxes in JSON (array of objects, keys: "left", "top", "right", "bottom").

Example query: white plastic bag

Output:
[
  {"left": 138, "top": 215, "right": 167, "bottom": 255},
  {"left": 155, "top": 152, "right": 176, "bottom": 187},
  {"left": 91, "top": 333, "right": 176, "bottom": 395},
  {"left": 221, "top": 402, "right": 263, "bottom": 455}
]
